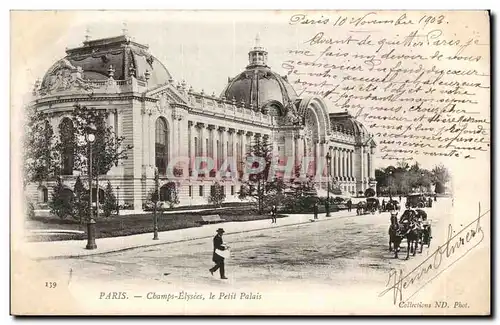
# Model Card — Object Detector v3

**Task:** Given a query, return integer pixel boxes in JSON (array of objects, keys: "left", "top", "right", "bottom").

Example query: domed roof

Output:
[
  {"left": 39, "top": 35, "right": 171, "bottom": 94},
  {"left": 221, "top": 67, "right": 297, "bottom": 109},
  {"left": 220, "top": 34, "right": 297, "bottom": 109},
  {"left": 329, "top": 112, "right": 369, "bottom": 136}
]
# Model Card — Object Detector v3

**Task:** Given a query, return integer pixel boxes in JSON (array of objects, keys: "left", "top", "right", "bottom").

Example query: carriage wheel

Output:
[{"left": 418, "top": 202, "right": 425, "bottom": 208}]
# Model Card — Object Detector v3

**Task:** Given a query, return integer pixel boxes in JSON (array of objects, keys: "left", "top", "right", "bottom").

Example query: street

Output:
[{"left": 35, "top": 198, "right": 457, "bottom": 311}]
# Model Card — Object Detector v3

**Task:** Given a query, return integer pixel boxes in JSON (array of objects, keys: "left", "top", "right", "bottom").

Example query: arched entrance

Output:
[
  {"left": 155, "top": 117, "right": 169, "bottom": 175},
  {"left": 298, "top": 97, "right": 330, "bottom": 177}
]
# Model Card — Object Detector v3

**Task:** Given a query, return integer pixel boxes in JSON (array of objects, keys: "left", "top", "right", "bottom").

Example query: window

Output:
[
  {"left": 40, "top": 186, "right": 48, "bottom": 203},
  {"left": 160, "top": 185, "right": 168, "bottom": 202},
  {"left": 210, "top": 185, "right": 215, "bottom": 196},
  {"left": 155, "top": 118, "right": 168, "bottom": 175},
  {"left": 189, "top": 186, "right": 192, "bottom": 197},
  {"left": 59, "top": 118, "right": 74, "bottom": 175},
  {"left": 199, "top": 185, "right": 203, "bottom": 197},
  {"left": 231, "top": 186, "right": 235, "bottom": 196}
]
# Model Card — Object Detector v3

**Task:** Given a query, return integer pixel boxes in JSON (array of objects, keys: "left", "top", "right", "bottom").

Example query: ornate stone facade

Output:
[{"left": 27, "top": 33, "right": 376, "bottom": 210}]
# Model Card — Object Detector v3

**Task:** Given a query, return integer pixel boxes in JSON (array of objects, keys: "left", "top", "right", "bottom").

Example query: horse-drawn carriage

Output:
[
  {"left": 356, "top": 198, "right": 380, "bottom": 215},
  {"left": 381, "top": 199, "right": 400, "bottom": 212},
  {"left": 405, "top": 193, "right": 432, "bottom": 208},
  {"left": 388, "top": 209, "right": 432, "bottom": 259}
]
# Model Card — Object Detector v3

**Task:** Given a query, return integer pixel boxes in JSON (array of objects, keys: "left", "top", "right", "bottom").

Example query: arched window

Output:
[
  {"left": 59, "top": 118, "right": 75, "bottom": 175},
  {"left": 155, "top": 118, "right": 168, "bottom": 175}
]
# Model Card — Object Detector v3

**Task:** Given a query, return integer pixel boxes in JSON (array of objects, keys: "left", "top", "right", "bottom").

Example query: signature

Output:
[{"left": 379, "top": 202, "right": 488, "bottom": 304}]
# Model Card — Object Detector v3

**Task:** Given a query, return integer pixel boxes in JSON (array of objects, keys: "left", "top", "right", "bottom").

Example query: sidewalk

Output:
[{"left": 22, "top": 210, "right": 359, "bottom": 260}]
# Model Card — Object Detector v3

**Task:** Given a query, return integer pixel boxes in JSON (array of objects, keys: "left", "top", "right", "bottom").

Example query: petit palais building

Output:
[{"left": 26, "top": 32, "right": 377, "bottom": 210}]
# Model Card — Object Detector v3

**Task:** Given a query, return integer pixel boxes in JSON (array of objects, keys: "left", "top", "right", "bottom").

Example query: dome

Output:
[
  {"left": 221, "top": 67, "right": 297, "bottom": 109},
  {"left": 329, "top": 112, "right": 369, "bottom": 136},
  {"left": 39, "top": 35, "right": 172, "bottom": 94},
  {"left": 220, "top": 34, "right": 297, "bottom": 109}
]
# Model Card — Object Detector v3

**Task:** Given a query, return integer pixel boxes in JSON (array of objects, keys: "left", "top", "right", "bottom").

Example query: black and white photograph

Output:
[{"left": 10, "top": 10, "right": 490, "bottom": 315}]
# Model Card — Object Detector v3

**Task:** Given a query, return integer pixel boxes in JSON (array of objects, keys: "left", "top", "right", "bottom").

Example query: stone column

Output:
[
  {"left": 370, "top": 146, "right": 376, "bottom": 179},
  {"left": 360, "top": 146, "right": 365, "bottom": 190},
  {"left": 188, "top": 121, "right": 195, "bottom": 167},
  {"left": 365, "top": 149, "right": 370, "bottom": 182},
  {"left": 142, "top": 111, "right": 150, "bottom": 169},
  {"left": 290, "top": 132, "right": 296, "bottom": 172},
  {"left": 147, "top": 112, "right": 155, "bottom": 172},
  {"left": 228, "top": 128, "right": 235, "bottom": 160},
  {"left": 296, "top": 132, "right": 304, "bottom": 172},
  {"left": 197, "top": 122, "right": 206, "bottom": 158},
  {"left": 209, "top": 124, "right": 217, "bottom": 172},
  {"left": 237, "top": 130, "right": 245, "bottom": 174},
  {"left": 219, "top": 126, "right": 227, "bottom": 168},
  {"left": 171, "top": 116, "right": 179, "bottom": 160}
]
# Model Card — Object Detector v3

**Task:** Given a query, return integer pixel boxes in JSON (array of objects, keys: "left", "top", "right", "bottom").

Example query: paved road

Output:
[{"left": 38, "top": 198, "right": 451, "bottom": 297}]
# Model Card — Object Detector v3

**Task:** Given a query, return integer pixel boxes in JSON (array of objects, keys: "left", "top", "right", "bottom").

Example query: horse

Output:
[
  {"left": 394, "top": 219, "right": 422, "bottom": 259},
  {"left": 388, "top": 213, "right": 402, "bottom": 256},
  {"left": 356, "top": 202, "right": 366, "bottom": 215}
]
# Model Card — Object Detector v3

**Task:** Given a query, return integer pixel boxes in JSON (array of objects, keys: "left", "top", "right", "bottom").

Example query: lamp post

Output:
[
  {"left": 86, "top": 133, "right": 97, "bottom": 250},
  {"left": 325, "top": 151, "right": 332, "bottom": 217},
  {"left": 116, "top": 186, "right": 120, "bottom": 216},
  {"left": 153, "top": 167, "right": 159, "bottom": 240}
]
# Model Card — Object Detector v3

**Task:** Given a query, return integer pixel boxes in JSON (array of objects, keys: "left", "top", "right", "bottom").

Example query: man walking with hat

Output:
[{"left": 209, "top": 228, "right": 228, "bottom": 279}]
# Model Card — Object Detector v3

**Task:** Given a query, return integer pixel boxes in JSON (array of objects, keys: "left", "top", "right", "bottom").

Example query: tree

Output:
[
  {"left": 103, "top": 181, "right": 117, "bottom": 218},
  {"left": 71, "top": 104, "right": 132, "bottom": 177},
  {"left": 364, "top": 188, "right": 376, "bottom": 197},
  {"left": 23, "top": 109, "right": 60, "bottom": 185},
  {"left": 73, "top": 176, "right": 89, "bottom": 223},
  {"left": 67, "top": 104, "right": 132, "bottom": 207},
  {"left": 208, "top": 182, "right": 226, "bottom": 208},
  {"left": 432, "top": 164, "right": 450, "bottom": 194},
  {"left": 238, "top": 136, "right": 274, "bottom": 214},
  {"left": 163, "top": 182, "right": 180, "bottom": 209},
  {"left": 49, "top": 177, "right": 73, "bottom": 219},
  {"left": 434, "top": 182, "right": 446, "bottom": 194}
]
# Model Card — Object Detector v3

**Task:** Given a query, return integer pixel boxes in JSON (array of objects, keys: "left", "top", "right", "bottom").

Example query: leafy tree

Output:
[
  {"left": 23, "top": 109, "right": 60, "bottom": 185},
  {"left": 364, "top": 188, "right": 376, "bottom": 197},
  {"left": 71, "top": 104, "right": 132, "bottom": 177},
  {"left": 432, "top": 164, "right": 450, "bottom": 194},
  {"left": 103, "top": 181, "right": 117, "bottom": 218},
  {"left": 49, "top": 177, "right": 73, "bottom": 219},
  {"left": 238, "top": 136, "right": 275, "bottom": 214},
  {"left": 58, "top": 104, "right": 133, "bottom": 206},
  {"left": 208, "top": 181, "right": 226, "bottom": 208},
  {"left": 435, "top": 181, "right": 446, "bottom": 194},
  {"left": 26, "top": 201, "right": 35, "bottom": 220},
  {"left": 163, "top": 182, "right": 180, "bottom": 209},
  {"left": 73, "top": 176, "right": 89, "bottom": 223}
]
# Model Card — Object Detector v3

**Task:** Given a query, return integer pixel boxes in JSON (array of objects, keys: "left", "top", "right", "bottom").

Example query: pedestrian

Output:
[
  {"left": 399, "top": 195, "right": 402, "bottom": 202},
  {"left": 313, "top": 202, "right": 319, "bottom": 219},
  {"left": 209, "top": 228, "right": 228, "bottom": 279},
  {"left": 347, "top": 199, "right": 352, "bottom": 212},
  {"left": 434, "top": 194, "right": 437, "bottom": 202},
  {"left": 271, "top": 205, "right": 277, "bottom": 224},
  {"left": 381, "top": 199, "right": 386, "bottom": 211}
]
